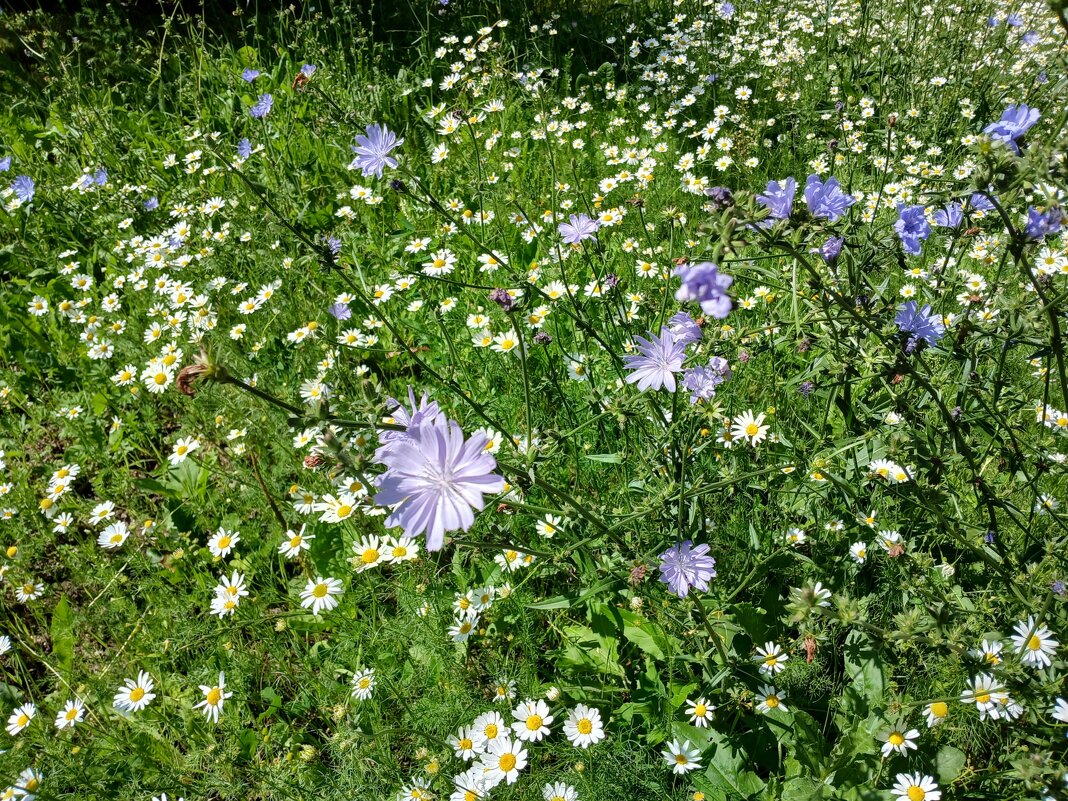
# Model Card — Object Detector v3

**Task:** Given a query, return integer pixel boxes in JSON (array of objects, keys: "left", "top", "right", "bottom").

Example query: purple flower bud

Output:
[
  {"left": 488, "top": 288, "right": 514, "bottom": 311},
  {"left": 533, "top": 331, "right": 552, "bottom": 345}
]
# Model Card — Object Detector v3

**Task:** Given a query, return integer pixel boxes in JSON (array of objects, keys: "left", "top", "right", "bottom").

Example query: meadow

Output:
[{"left": 1, "top": 0, "right": 1067, "bottom": 798}]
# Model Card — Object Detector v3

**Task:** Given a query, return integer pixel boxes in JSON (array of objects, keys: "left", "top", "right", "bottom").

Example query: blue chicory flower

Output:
[
  {"left": 242, "top": 68, "right": 260, "bottom": 82},
  {"left": 1024, "top": 207, "right": 1063, "bottom": 241},
  {"left": 623, "top": 327, "right": 687, "bottom": 393},
  {"left": 237, "top": 138, "right": 252, "bottom": 160},
  {"left": 756, "top": 177, "right": 796, "bottom": 223},
  {"left": 803, "top": 174, "right": 855, "bottom": 221},
  {"left": 249, "top": 93, "right": 274, "bottom": 119},
  {"left": 558, "top": 213, "right": 600, "bottom": 245},
  {"left": 658, "top": 541, "right": 717, "bottom": 598},
  {"left": 666, "top": 311, "right": 703, "bottom": 347},
  {"left": 933, "top": 203, "right": 963, "bottom": 228},
  {"left": 373, "top": 412, "right": 504, "bottom": 551},
  {"left": 812, "top": 235, "right": 844, "bottom": 264},
  {"left": 349, "top": 123, "right": 404, "bottom": 179},
  {"left": 142, "top": 196, "right": 159, "bottom": 211},
  {"left": 983, "top": 104, "right": 1040, "bottom": 155},
  {"left": 896, "top": 301, "right": 945, "bottom": 351},
  {"left": 328, "top": 302, "right": 352, "bottom": 321},
  {"left": 0, "top": 155, "right": 10, "bottom": 173},
  {"left": 895, "top": 203, "right": 931, "bottom": 255},
  {"left": 10, "top": 175, "right": 35, "bottom": 203},
  {"left": 674, "top": 261, "right": 733, "bottom": 319},
  {"left": 682, "top": 358, "right": 731, "bottom": 403}
]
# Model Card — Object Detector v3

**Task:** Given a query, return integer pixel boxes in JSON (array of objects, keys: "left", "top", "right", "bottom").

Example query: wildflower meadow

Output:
[{"left": 2, "top": 0, "right": 1068, "bottom": 798}]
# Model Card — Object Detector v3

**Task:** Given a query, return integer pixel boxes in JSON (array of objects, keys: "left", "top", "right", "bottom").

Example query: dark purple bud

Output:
[
  {"left": 704, "top": 186, "right": 734, "bottom": 210},
  {"left": 533, "top": 331, "right": 552, "bottom": 345},
  {"left": 737, "top": 348, "right": 750, "bottom": 363},
  {"left": 389, "top": 179, "right": 409, "bottom": 194},
  {"left": 604, "top": 273, "right": 620, "bottom": 290},
  {"left": 488, "top": 288, "right": 513, "bottom": 311},
  {"left": 984, "top": 530, "right": 996, "bottom": 544},
  {"left": 799, "top": 380, "right": 815, "bottom": 396},
  {"left": 1053, "top": 579, "right": 1066, "bottom": 597}
]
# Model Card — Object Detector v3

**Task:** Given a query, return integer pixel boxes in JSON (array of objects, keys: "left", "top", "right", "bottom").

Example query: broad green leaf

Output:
[{"left": 935, "top": 745, "right": 967, "bottom": 783}]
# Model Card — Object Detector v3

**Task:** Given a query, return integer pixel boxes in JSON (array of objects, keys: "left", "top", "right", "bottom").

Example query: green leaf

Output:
[
  {"left": 583, "top": 452, "right": 622, "bottom": 463},
  {"left": 841, "top": 629, "right": 885, "bottom": 717},
  {"left": 50, "top": 596, "right": 74, "bottom": 678},
  {"left": 619, "top": 608, "right": 669, "bottom": 660},
  {"left": 693, "top": 729, "right": 766, "bottom": 801},
  {"left": 935, "top": 745, "right": 967, "bottom": 784}
]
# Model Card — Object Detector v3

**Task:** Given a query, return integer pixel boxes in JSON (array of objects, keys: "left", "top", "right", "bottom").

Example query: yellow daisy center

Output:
[
  {"left": 459, "top": 737, "right": 473, "bottom": 750},
  {"left": 693, "top": 703, "right": 706, "bottom": 718},
  {"left": 765, "top": 695, "right": 779, "bottom": 708},
  {"left": 337, "top": 504, "right": 352, "bottom": 518},
  {"left": 975, "top": 692, "right": 991, "bottom": 704},
  {"left": 361, "top": 548, "right": 379, "bottom": 564},
  {"left": 206, "top": 688, "right": 222, "bottom": 705},
  {"left": 217, "top": 536, "right": 231, "bottom": 549},
  {"left": 888, "top": 732, "right": 905, "bottom": 746},
  {"left": 577, "top": 718, "right": 593, "bottom": 734},
  {"left": 129, "top": 688, "right": 145, "bottom": 702},
  {"left": 675, "top": 754, "right": 688, "bottom": 765},
  {"left": 907, "top": 787, "right": 926, "bottom": 801},
  {"left": 745, "top": 422, "right": 760, "bottom": 436},
  {"left": 930, "top": 702, "right": 948, "bottom": 718},
  {"left": 525, "top": 714, "right": 543, "bottom": 731},
  {"left": 484, "top": 723, "right": 498, "bottom": 739},
  {"left": 499, "top": 753, "right": 516, "bottom": 772},
  {"left": 312, "top": 584, "right": 329, "bottom": 598},
  {"left": 65, "top": 707, "right": 79, "bottom": 720},
  {"left": 1027, "top": 634, "right": 1042, "bottom": 650},
  {"left": 16, "top": 714, "right": 29, "bottom": 727}
]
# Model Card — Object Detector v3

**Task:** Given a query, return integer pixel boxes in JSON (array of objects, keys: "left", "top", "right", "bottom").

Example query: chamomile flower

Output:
[
  {"left": 479, "top": 735, "right": 528, "bottom": 787},
  {"left": 279, "top": 525, "right": 313, "bottom": 558},
  {"left": 663, "top": 738, "right": 702, "bottom": 774},
  {"left": 924, "top": 701, "right": 949, "bottom": 728},
  {"left": 5, "top": 703, "right": 35, "bottom": 736},
  {"left": 685, "top": 696, "right": 714, "bottom": 728},
  {"left": 754, "top": 642, "right": 789, "bottom": 675},
  {"left": 731, "top": 410, "right": 769, "bottom": 445},
  {"left": 54, "top": 699, "right": 85, "bottom": 730},
  {"left": 193, "top": 673, "right": 231, "bottom": 723},
  {"left": 449, "top": 725, "right": 486, "bottom": 760},
  {"left": 351, "top": 668, "right": 376, "bottom": 700},
  {"left": 382, "top": 535, "right": 419, "bottom": 563},
  {"left": 563, "top": 704, "right": 605, "bottom": 747},
  {"left": 756, "top": 684, "right": 787, "bottom": 713},
  {"left": 1011, "top": 616, "right": 1059, "bottom": 668},
  {"left": 889, "top": 773, "right": 940, "bottom": 801},
  {"left": 542, "top": 783, "right": 578, "bottom": 801},
  {"left": 880, "top": 727, "right": 919, "bottom": 757},
  {"left": 207, "top": 528, "right": 240, "bottom": 558},
  {"left": 473, "top": 710, "right": 506, "bottom": 744},
  {"left": 511, "top": 698, "right": 553, "bottom": 742},
  {"left": 97, "top": 521, "right": 129, "bottom": 549},
  {"left": 300, "top": 576, "right": 343, "bottom": 615},
  {"left": 352, "top": 535, "right": 384, "bottom": 572},
  {"left": 113, "top": 671, "right": 156, "bottom": 713}
]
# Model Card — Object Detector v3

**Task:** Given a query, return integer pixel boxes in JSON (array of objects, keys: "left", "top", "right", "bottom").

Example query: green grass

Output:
[{"left": 0, "top": 0, "right": 1067, "bottom": 799}]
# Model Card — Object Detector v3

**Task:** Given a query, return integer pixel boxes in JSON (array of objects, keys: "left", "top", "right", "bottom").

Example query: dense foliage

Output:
[{"left": 1, "top": 1, "right": 1068, "bottom": 799}]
